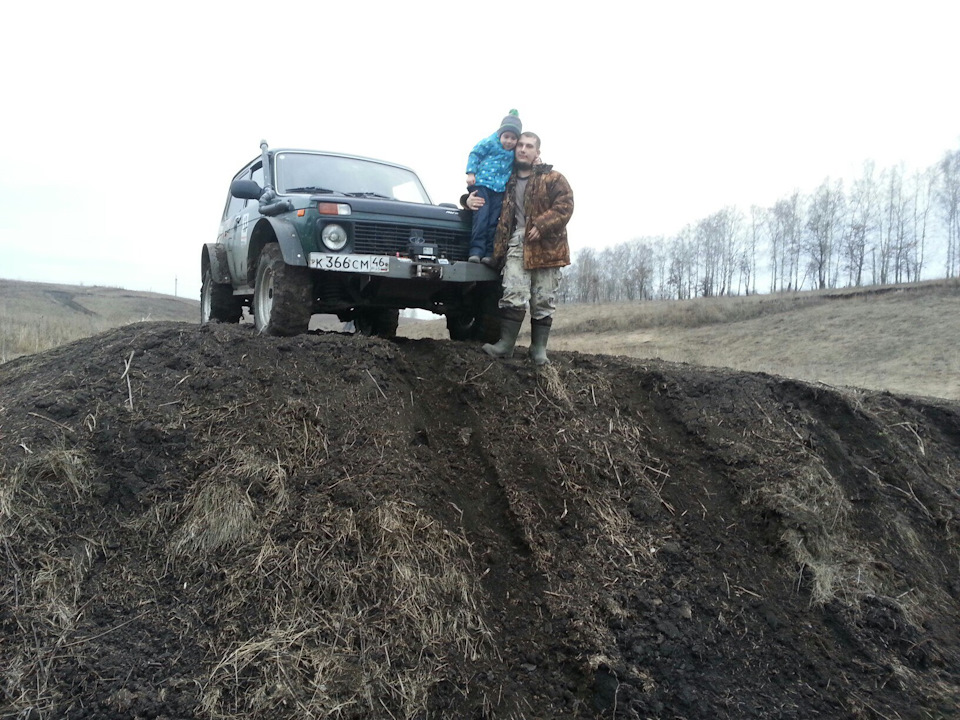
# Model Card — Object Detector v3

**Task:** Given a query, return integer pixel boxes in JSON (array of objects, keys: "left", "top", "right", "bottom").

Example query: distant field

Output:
[
  {"left": 400, "top": 280, "right": 960, "bottom": 401},
  {"left": 0, "top": 279, "right": 198, "bottom": 362},
  {"left": 3, "top": 277, "right": 958, "bottom": 401}
]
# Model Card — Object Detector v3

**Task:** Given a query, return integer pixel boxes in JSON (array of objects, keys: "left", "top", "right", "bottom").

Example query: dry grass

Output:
[
  {"left": 738, "top": 398, "right": 937, "bottom": 628},
  {"left": 192, "top": 498, "right": 491, "bottom": 719},
  {"left": 133, "top": 430, "right": 491, "bottom": 720},
  {"left": 750, "top": 462, "right": 880, "bottom": 606},
  {"left": 0, "top": 444, "right": 95, "bottom": 714},
  {"left": 171, "top": 448, "right": 289, "bottom": 557},
  {"left": 0, "top": 278, "right": 198, "bottom": 362}
]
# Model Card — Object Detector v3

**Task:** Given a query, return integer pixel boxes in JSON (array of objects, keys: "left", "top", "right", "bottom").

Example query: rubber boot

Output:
[
  {"left": 482, "top": 308, "right": 525, "bottom": 359},
  {"left": 529, "top": 316, "right": 552, "bottom": 365}
]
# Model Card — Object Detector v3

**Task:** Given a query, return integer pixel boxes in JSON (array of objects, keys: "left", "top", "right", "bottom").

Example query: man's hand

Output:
[
  {"left": 465, "top": 173, "right": 476, "bottom": 186},
  {"left": 527, "top": 224, "right": 541, "bottom": 241},
  {"left": 466, "top": 191, "right": 486, "bottom": 211}
]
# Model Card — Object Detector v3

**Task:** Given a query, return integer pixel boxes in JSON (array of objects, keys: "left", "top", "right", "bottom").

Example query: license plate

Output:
[{"left": 308, "top": 254, "right": 391, "bottom": 273}]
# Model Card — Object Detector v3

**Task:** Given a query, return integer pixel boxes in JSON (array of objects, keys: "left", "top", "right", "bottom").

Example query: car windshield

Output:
[{"left": 274, "top": 152, "right": 431, "bottom": 204}]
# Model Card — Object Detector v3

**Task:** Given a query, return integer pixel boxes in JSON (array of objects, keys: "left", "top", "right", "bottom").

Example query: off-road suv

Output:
[{"left": 201, "top": 141, "right": 500, "bottom": 340}]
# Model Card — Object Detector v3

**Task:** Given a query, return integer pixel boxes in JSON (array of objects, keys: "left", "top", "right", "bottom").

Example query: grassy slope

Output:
[
  {"left": 402, "top": 280, "right": 960, "bottom": 401},
  {"left": 0, "top": 279, "right": 199, "bottom": 362}
]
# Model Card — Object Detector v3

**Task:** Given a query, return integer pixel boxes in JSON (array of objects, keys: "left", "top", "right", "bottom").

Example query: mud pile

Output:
[{"left": 1, "top": 322, "right": 958, "bottom": 719}]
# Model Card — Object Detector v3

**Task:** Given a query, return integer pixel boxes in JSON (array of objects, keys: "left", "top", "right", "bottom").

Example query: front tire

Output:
[
  {"left": 200, "top": 267, "right": 242, "bottom": 324},
  {"left": 253, "top": 244, "right": 313, "bottom": 336}
]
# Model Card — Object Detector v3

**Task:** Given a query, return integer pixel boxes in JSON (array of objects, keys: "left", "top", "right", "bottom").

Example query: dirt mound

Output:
[{"left": 2, "top": 322, "right": 959, "bottom": 719}]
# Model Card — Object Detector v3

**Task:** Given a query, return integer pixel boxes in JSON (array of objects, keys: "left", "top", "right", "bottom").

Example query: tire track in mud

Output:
[{"left": 397, "top": 339, "right": 565, "bottom": 716}]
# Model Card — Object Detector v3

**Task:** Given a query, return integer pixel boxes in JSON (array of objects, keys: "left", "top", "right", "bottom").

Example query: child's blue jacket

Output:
[{"left": 465, "top": 133, "right": 515, "bottom": 193}]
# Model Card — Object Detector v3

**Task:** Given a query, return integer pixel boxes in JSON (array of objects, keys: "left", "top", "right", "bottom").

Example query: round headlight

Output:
[{"left": 320, "top": 223, "right": 348, "bottom": 251}]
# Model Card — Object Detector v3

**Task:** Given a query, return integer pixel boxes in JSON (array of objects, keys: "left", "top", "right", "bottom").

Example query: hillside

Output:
[
  {"left": 1, "top": 322, "right": 959, "bottom": 719},
  {"left": 0, "top": 279, "right": 199, "bottom": 362}
]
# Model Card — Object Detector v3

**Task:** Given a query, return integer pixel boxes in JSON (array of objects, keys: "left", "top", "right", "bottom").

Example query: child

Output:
[{"left": 464, "top": 109, "right": 521, "bottom": 264}]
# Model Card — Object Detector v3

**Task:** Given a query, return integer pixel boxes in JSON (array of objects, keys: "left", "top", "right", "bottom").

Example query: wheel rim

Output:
[
  {"left": 201, "top": 280, "right": 212, "bottom": 323},
  {"left": 256, "top": 266, "right": 275, "bottom": 329}
]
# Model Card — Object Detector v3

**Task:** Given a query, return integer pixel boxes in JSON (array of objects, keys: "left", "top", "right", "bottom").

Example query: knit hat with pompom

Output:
[{"left": 497, "top": 109, "right": 522, "bottom": 138}]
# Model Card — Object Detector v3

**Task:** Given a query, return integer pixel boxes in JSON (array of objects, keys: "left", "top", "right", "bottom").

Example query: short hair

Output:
[{"left": 520, "top": 131, "right": 541, "bottom": 150}]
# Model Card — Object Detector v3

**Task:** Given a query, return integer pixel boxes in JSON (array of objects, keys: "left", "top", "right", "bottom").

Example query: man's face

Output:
[
  {"left": 499, "top": 131, "right": 518, "bottom": 151},
  {"left": 514, "top": 135, "right": 540, "bottom": 169}
]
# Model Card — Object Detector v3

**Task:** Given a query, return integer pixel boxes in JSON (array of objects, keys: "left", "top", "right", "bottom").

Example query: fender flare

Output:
[
  {"left": 247, "top": 217, "right": 307, "bottom": 285},
  {"left": 201, "top": 244, "right": 232, "bottom": 284}
]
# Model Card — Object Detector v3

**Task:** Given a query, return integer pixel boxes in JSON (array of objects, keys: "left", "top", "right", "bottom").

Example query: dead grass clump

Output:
[
  {"left": 201, "top": 497, "right": 490, "bottom": 719},
  {"left": 225, "top": 446, "right": 290, "bottom": 513},
  {"left": 752, "top": 464, "right": 882, "bottom": 606},
  {"left": 169, "top": 448, "right": 290, "bottom": 558},
  {"left": 536, "top": 364, "right": 571, "bottom": 407},
  {"left": 172, "top": 480, "right": 256, "bottom": 556},
  {"left": 1, "top": 444, "right": 93, "bottom": 546},
  {"left": 6, "top": 445, "right": 93, "bottom": 509},
  {"left": 0, "top": 445, "right": 97, "bottom": 716}
]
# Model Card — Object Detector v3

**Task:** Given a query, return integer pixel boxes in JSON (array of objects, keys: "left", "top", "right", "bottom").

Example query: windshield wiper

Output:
[
  {"left": 345, "top": 191, "right": 391, "bottom": 199},
  {"left": 285, "top": 186, "right": 339, "bottom": 194}
]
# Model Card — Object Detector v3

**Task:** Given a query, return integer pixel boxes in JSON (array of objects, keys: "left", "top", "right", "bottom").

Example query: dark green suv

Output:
[{"left": 201, "top": 141, "right": 500, "bottom": 340}]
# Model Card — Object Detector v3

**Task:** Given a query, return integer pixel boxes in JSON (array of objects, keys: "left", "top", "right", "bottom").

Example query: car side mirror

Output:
[{"left": 231, "top": 179, "right": 263, "bottom": 200}]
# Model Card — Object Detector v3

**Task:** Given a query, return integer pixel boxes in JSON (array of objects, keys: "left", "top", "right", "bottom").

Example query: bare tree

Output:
[
  {"left": 907, "top": 168, "right": 935, "bottom": 282},
  {"left": 769, "top": 192, "right": 803, "bottom": 291},
  {"left": 569, "top": 248, "right": 602, "bottom": 302},
  {"left": 746, "top": 206, "right": 766, "bottom": 296},
  {"left": 843, "top": 162, "right": 878, "bottom": 286},
  {"left": 804, "top": 178, "right": 845, "bottom": 289},
  {"left": 937, "top": 149, "right": 960, "bottom": 278},
  {"left": 666, "top": 227, "right": 697, "bottom": 300}
]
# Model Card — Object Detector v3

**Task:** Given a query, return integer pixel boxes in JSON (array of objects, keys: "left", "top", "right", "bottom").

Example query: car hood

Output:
[{"left": 310, "top": 194, "right": 470, "bottom": 225}]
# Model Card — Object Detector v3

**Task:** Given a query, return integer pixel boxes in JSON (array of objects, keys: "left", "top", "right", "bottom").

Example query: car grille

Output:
[{"left": 353, "top": 222, "right": 470, "bottom": 262}]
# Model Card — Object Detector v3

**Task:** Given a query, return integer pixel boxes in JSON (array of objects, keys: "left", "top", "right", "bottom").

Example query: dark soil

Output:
[{"left": 2, "top": 321, "right": 959, "bottom": 719}]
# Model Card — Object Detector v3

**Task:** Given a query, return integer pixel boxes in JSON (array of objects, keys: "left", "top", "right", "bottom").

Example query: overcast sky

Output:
[{"left": 2, "top": 0, "right": 958, "bottom": 301}]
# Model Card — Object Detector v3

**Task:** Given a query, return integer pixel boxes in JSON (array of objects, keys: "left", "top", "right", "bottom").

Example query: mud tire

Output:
[
  {"left": 446, "top": 283, "right": 501, "bottom": 344},
  {"left": 355, "top": 308, "right": 400, "bottom": 339},
  {"left": 200, "top": 267, "right": 243, "bottom": 324},
  {"left": 253, "top": 244, "right": 313, "bottom": 336}
]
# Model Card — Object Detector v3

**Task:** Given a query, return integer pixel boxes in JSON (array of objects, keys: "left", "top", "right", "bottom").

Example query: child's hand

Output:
[{"left": 465, "top": 173, "right": 476, "bottom": 186}]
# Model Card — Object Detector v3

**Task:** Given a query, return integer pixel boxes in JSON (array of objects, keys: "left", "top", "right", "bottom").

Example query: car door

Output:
[
  {"left": 219, "top": 168, "right": 250, "bottom": 286},
  {"left": 233, "top": 164, "right": 265, "bottom": 284}
]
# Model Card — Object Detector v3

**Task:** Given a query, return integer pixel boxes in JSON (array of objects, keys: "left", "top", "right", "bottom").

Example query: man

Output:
[{"left": 470, "top": 132, "right": 574, "bottom": 365}]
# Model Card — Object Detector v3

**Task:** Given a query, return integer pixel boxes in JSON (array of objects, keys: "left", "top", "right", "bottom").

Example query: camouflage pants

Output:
[{"left": 499, "top": 229, "right": 563, "bottom": 320}]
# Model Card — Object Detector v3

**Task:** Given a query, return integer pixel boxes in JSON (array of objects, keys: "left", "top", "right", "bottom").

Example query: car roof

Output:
[{"left": 233, "top": 149, "right": 418, "bottom": 180}]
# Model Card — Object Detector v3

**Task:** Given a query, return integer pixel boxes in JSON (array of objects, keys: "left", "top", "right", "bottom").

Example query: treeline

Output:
[{"left": 562, "top": 145, "right": 960, "bottom": 302}]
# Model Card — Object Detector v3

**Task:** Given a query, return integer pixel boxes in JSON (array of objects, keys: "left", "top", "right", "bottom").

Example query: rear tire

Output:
[
  {"left": 354, "top": 308, "right": 399, "bottom": 338},
  {"left": 446, "top": 283, "right": 501, "bottom": 343},
  {"left": 200, "top": 267, "right": 243, "bottom": 324},
  {"left": 253, "top": 244, "right": 313, "bottom": 336}
]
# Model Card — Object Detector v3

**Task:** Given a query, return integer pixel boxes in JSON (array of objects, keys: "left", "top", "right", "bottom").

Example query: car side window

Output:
[
  {"left": 247, "top": 164, "right": 265, "bottom": 208},
  {"left": 223, "top": 170, "right": 248, "bottom": 220}
]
